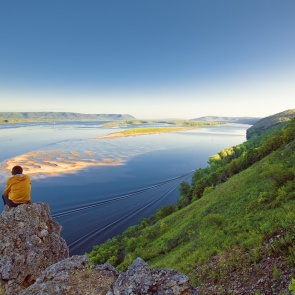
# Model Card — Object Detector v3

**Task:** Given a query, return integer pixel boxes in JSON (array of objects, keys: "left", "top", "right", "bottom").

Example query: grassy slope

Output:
[
  {"left": 88, "top": 119, "right": 295, "bottom": 293},
  {"left": 247, "top": 109, "right": 295, "bottom": 139},
  {"left": 149, "top": 143, "right": 295, "bottom": 275}
]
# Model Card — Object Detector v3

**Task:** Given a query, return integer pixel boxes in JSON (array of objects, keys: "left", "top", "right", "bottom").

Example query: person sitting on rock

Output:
[{"left": 2, "top": 165, "right": 32, "bottom": 208}]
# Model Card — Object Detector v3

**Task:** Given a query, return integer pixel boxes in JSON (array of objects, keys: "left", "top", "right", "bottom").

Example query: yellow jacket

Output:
[{"left": 3, "top": 174, "right": 31, "bottom": 203}]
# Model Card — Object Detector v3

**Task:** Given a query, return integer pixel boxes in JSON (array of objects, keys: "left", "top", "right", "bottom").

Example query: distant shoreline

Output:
[{"left": 0, "top": 112, "right": 135, "bottom": 124}]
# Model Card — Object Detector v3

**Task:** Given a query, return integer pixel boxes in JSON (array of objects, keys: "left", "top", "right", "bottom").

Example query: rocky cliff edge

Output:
[
  {"left": 0, "top": 203, "right": 196, "bottom": 295},
  {"left": 0, "top": 203, "right": 69, "bottom": 294}
]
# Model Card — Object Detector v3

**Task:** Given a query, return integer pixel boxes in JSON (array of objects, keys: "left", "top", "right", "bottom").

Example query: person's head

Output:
[{"left": 12, "top": 165, "right": 23, "bottom": 175}]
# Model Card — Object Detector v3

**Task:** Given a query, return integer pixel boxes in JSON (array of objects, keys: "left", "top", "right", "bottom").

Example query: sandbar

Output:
[
  {"left": 91, "top": 127, "right": 192, "bottom": 140},
  {"left": 1, "top": 150, "right": 123, "bottom": 178}
]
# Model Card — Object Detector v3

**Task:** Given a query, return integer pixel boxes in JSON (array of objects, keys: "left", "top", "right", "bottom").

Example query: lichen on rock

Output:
[
  {"left": 20, "top": 255, "right": 119, "bottom": 295},
  {"left": 107, "top": 257, "right": 196, "bottom": 295},
  {"left": 21, "top": 256, "right": 196, "bottom": 295},
  {"left": 0, "top": 203, "right": 69, "bottom": 294}
]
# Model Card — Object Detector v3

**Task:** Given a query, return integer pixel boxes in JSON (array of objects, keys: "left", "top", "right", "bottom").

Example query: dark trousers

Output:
[{"left": 2, "top": 195, "right": 18, "bottom": 207}]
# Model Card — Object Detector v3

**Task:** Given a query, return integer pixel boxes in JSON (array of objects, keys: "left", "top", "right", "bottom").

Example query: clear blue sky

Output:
[{"left": 0, "top": 0, "right": 294, "bottom": 119}]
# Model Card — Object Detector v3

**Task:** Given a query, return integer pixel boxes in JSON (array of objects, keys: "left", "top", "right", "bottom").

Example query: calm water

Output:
[{"left": 0, "top": 121, "right": 250, "bottom": 254}]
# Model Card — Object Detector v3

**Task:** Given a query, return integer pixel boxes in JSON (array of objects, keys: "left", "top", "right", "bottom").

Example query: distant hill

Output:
[
  {"left": 246, "top": 109, "right": 295, "bottom": 139},
  {"left": 192, "top": 116, "right": 261, "bottom": 125},
  {"left": 0, "top": 112, "right": 135, "bottom": 122}
]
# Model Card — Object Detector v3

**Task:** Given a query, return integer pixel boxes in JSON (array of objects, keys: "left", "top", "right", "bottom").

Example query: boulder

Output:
[
  {"left": 0, "top": 202, "right": 69, "bottom": 294},
  {"left": 20, "top": 255, "right": 196, "bottom": 295},
  {"left": 21, "top": 256, "right": 196, "bottom": 295},
  {"left": 20, "top": 255, "right": 119, "bottom": 295},
  {"left": 107, "top": 257, "right": 197, "bottom": 295}
]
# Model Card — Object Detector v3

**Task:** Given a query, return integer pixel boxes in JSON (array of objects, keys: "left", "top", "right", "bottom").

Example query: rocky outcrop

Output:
[
  {"left": 0, "top": 203, "right": 69, "bottom": 294},
  {"left": 20, "top": 255, "right": 118, "bottom": 295},
  {"left": 21, "top": 256, "right": 196, "bottom": 295},
  {"left": 108, "top": 257, "right": 196, "bottom": 295},
  {"left": 0, "top": 203, "right": 196, "bottom": 294}
]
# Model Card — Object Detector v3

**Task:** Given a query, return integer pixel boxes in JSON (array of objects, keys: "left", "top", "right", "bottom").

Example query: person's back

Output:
[{"left": 2, "top": 165, "right": 31, "bottom": 207}]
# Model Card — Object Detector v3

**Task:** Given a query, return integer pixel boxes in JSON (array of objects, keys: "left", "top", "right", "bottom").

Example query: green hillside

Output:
[
  {"left": 247, "top": 109, "right": 295, "bottom": 139},
  {"left": 0, "top": 112, "right": 135, "bottom": 123},
  {"left": 87, "top": 115, "right": 295, "bottom": 293}
]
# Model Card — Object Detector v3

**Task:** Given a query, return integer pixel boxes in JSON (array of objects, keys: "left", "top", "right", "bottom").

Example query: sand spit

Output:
[
  {"left": 1, "top": 150, "right": 123, "bottom": 178},
  {"left": 91, "top": 127, "right": 192, "bottom": 140}
]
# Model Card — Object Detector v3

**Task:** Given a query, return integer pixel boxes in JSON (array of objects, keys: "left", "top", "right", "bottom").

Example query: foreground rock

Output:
[
  {"left": 0, "top": 202, "right": 195, "bottom": 294},
  {"left": 21, "top": 256, "right": 196, "bottom": 295},
  {"left": 21, "top": 255, "right": 118, "bottom": 295},
  {"left": 0, "top": 203, "right": 69, "bottom": 294},
  {"left": 108, "top": 257, "right": 196, "bottom": 295}
]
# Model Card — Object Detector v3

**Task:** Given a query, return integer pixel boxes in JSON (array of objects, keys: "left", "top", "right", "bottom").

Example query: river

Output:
[{"left": 0, "top": 121, "right": 250, "bottom": 254}]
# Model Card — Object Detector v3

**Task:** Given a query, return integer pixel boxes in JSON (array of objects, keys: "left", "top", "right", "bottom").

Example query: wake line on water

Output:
[
  {"left": 68, "top": 186, "right": 179, "bottom": 250},
  {"left": 67, "top": 174, "right": 192, "bottom": 252},
  {"left": 52, "top": 170, "right": 194, "bottom": 219}
]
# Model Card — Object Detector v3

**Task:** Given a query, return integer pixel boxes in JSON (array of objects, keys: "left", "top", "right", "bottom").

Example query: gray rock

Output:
[
  {"left": 107, "top": 257, "right": 197, "bottom": 295},
  {"left": 21, "top": 256, "right": 196, "bottom": 295},
  {"left": 0, "top": 203, "right": 69, "bottom": 294},
  {"left": 1, "top": 203, "right": 196, "bottom": 294},
  {"left": 20, "top": 255, "right": 119, "bottom": 295}
]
